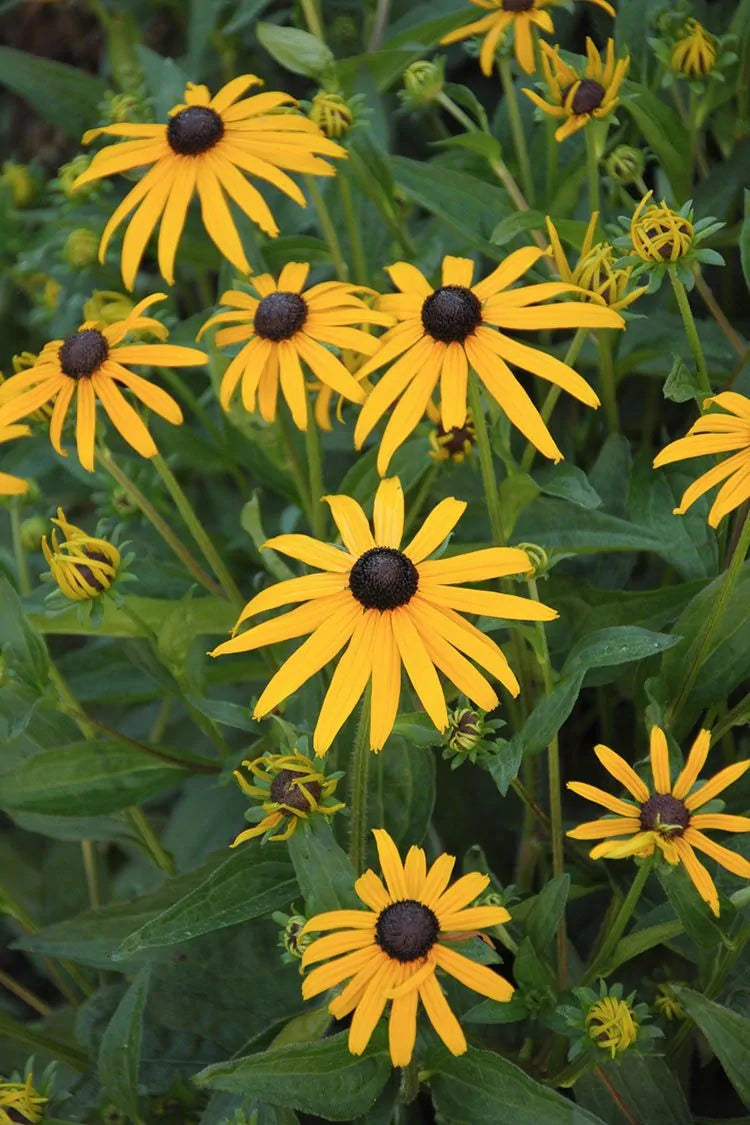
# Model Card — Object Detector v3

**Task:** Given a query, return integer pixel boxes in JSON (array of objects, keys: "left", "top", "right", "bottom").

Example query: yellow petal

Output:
[
  {"left": 650, "top": 725, "right": 671, "bottom": 795},
  {"left": 324, "top": 494, "right": 375, "bottom": 555},
  {"left": 566, "top": 781, "right": 640, "bottom": 817},
  {"left": 373, "top": 827, "right": 408, "bottom": 901},
  {"left": 685, "top": 760, "right": 750, "bottom": 811},
  {"left": 391, "top": 609, "right": 448, "bottom": 732},
  {"left": 313, "top": 611, "right": 377, "bottom": 754},
  {"left": 418, "top": 972, "right": 467, "bottom": 1056},
  {"left": 595, "top": 745, "right": 650, "bottom": 803},
  {"left": 433, "top": 944, "right": 514, "bottom": 1002},
  {"left": 369, "top": 612, "right": 401, "bottom": 751},
  {"left": 373, "top": 477, "right": 404, "bottom": 548},
  {"left": 672, "top": 728, "right": 711, "bottom": 800},
  {"left": 404, "top": 497, "right": 466, "bottom": 563}
]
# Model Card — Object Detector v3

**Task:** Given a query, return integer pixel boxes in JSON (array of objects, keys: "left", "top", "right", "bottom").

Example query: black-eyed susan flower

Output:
[
  {"left": 671, "top": 18, "right": 717, "bottom": 78},
  {"left": 567, "top": 726, "right": 750, "bottom": 916},
  {"left": 72, "top": 76, "right": 346, "bottom": 287},
  {"left": 0, "top": 424, "right": 30, "bottom": 497},
  {"left": 0, "top": 1073, "right": 47, "bottom": 1124},
  {"left": 440, "top": 0, "right": 615, "bottom": 78},
  {"left": 653, "top": 393, "right": 750, "bottom": 527},
  {"left": 231, "top": 748, "right": 344, "bottom": 844},
  {"left": 300, "top": 827, "right": 514, "bottom": 1065},
  {"left": 559, "top": 981, "right": 658, "bottom": 1062},
  {"left": 42, "top": 508, "right": 121, "bottom": 601},
  {"left": 211, "top": 477, "right": 555, "bottom": 754},
  {"left": 524, "top": 39, "right": 628, "bottom": 142},
  {"left": 353, "top": 252, "right": 623, "bottom": 474},
  {"left": 197, "top": 264, "right": 390, "bottom": 428},
  {"left": 546, "top": 213, "right": 647, "bottom": 313},
  {"left": 0, "top": 295, "right": 205, "bottom": 471}
]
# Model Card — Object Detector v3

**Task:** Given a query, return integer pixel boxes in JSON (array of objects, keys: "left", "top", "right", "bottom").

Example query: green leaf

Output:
[
  {"left": 0, "top": 741, "right": 189, "bottom": 816},
  {"left": 622, "top": 84, "right": 691, "bottom": 201},
  {"left": 426, "top": 1045, "right": 608, "bottom": 1124},
  {"left": 98, "top": 966, "right": 150, "bottom": 1123},
  {"left": 369, "top": 742, "right": 435, "bottom": 848},
  {"left": 534, "top": 464, "right": 602, "bottom": 510},
  {"left": 658, "top": 865, "right": 726, "bottom": 951},
  {"left": 513, "top": 937, "right": 556, "bottom": 993},
  {"left": 742, "top": 189, "right": 750, "bottom": 296},
  {"left": 262, "top": 235, "right": 333, "bottom": 273},
  {"left": 287, "top": 817, "right": 359, "bottom": 914},
  {"left": 604, "top": 919, "right": 683, "bottom": 974},
  {"left": 524, "top": 875, "right": 570, "bottom": 952},
  {"left": 114, "top": 852, "right": 297, "bottom": 958},
  {"left": 0, "top": 46, "right": 105, "bottom": 138},
  {"left": 663, "top": 354, "right": 707, "bottom": 404},
  {"left": 515, "top": 498, "right": 663, "bottom": 554},
  {"left": 241, "top": 493, "right": 295, "bottom": 580},
  {"left": 677, "top": 988, "right": 750, "bottom": 1108},
  {"left": 0, "top": 1010, "right": 89, "bottom": 1072},
  {"left": 29, "top": 594, "right": 235, "bottom": 638},
  {"left": 194, "top": 1029, "right": 391, "bottom": 1121},
  {"left": 488, "top": 737, "right": 523, "bottom": 797},
  {"left": 575, "top": 1054, "right": 690, "bottom": 1125},
  {"left": 256, "top": 22, "right": 334, "bottom": 78},
  {"left": 490, "top": 210, "right": 546, "bottom": 247},
  {"left": 0, "top": 578, "right": 48, "bottom": 690}
]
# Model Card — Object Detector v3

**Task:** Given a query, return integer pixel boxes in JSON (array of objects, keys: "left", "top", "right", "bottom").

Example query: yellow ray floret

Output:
[
  {"left": 72, "top": 76, "right": 346, "bottom": 288},
  {"left": 0, "top": 423, "right": 31, "bottom": 496},
  {"left": 301, "top": 827, "right": 513, "bottom": 1065},
  {"left": 0, "top": 295, "right": 205, "bottom": 471},
  {"left": 210, "top": 476, "right": 556, "bottom": 754},
  {"left": 198, "top": 262, "right": 392, "bottom": 428},
  {"left": 567, "top": 725, "right": 750, "bottom": 916}
]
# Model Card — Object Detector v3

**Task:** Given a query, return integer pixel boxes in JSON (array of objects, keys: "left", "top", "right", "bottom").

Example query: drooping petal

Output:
[
  {"left": 673, "top": 838, "right": 719, "bottom": 916},
  {"left": 391, "top": 609, "right": 448, "bottom": 732},
  {"left": 313, "top": 611, "right": 377, "bottom": 754},
  {"left": 419, "top": 972, "right": 467, "bottom": 1056},
  {"left": 369, "top": 612, "right": 401, "bottom": 751}
]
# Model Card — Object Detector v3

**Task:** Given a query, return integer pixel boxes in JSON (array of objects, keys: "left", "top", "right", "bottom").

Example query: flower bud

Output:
[
  {"left": 309, "top": 92, "right": 354, "bottom": 139},
  {"left": 604, "top": 144, "right": 645, "bottom": 185},
  {"left": 401, "top": 59, "right": 445, "bottom": 108},
  {"left": 42, "top": 508, "right": 120, "bottom": 601},
  {"left": 63, "top": 228, "right": 100, "bottom": 269},
  {"left": 0, "top": 161, "right": 36, "bottom": 207}
]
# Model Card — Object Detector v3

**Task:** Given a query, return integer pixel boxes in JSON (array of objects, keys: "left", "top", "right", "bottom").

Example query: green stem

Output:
[
  {"left": 305, "top": 396, "right": 326, "bottom": 539},
  {"left": 278, "top": 404, "right": 315, "bottom": 527},
  {"left": 398, "top": 1056, "right": 420, "bottom": 1105},
  {"left": 519, "top": 328, "right": 588, "bottom": 474},
  {"left": 437, "top": 91, "right": 477, "bottom": 133},
  {"left": 667, "top": 514, "right": 750, "bottom": 725},
  {"left": 299, "top": 0, "right": 324, "bottom": 39},
  {"left": 597, "top": 330, "right": 619, "bottom": 434},
  {"left": 126, "top": 807, "right": 175, "bottom": 875},
  {"left": 669, "top": 269, "right": 712, "bottom": 395},
  {"left": 403, "top": 464, "right": 439, "bottom": 538},
  {"left": 151, "top": 452, "right": 243, "bottom": 608},
  {"left": 338, "top": 174, "right": 368, "bottom": 284},
  {"left": 468, "top": 374, "right": 506, "bottom": 546},
  {"left": 10, "top": 505, "right": 31, "bottom": 596},
  {"left": 348, "top": 689, "right": 372, "bottom": 875},
  {"left": 694, "top": 269, "right": 746, "bottom": 358},
  {"left": 585, "top": 126, "right": 601, "bottom": 214},
  {"left": 0, "top": 967, "right": 53, "bottom": 1018},
  {"left": 305, "top": 176, "right": 349, "bottom": 281},
  {"left": 499, "top": 57, "right": 533, "bottom": 205},
  {"left": 97, "top": 445, "right": 222, "bottom": 598},
  {"left": 48, "top": 661, "right": 97, "bottom": 739},
  {"left": 81, "top": 840, "right": 100, "bottom": 909},
  {"left": 584, "top": 857, "right": 654, "bottom": 984},
  {"left": 527, "top": 574, "right": 567, "bottom": 986},
  {"left": 367, "top": 0, "right": 391, "bottom": 51}
]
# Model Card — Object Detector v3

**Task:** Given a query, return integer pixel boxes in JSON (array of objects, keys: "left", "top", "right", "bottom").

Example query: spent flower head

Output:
[
  {"left": 231, "top": 748, "right": 345, "bottom": 844},
  {"left": 615, "top": 192, "right": 725, "bottom": 292},
  {"left": 442, "top": 705, "right": 505, "bottom": 769}
]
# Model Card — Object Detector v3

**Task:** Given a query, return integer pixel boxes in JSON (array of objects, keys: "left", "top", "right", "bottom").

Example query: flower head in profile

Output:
[
  {"left": 0, "top": 424, "right": 30, "bottom": 498},
  {"left": 524, "top": 39, "right": 629, "bottom": 142},
  {"left": 671, "top": 19, "right": 717, "bottom": 78},
  {"left": 42, "top": 508, "right": 121, "bottom": 602},
  {"left": 198, "top": 264, "right": 390, "bottom": 428},
  {"left": 546, "top": 213, "right": 647, "bottom": 313},
  {"left": 616, "top": 192, "right": 724, "bottom": 292},
  {"left": 231, "top": 748, "right": 344, "bottom": 844},
  {"left": 653, "top": 393, "right": 750, "bottom": 528},
  {"left": 353, "top": 252, "right": 623, "bottom": 474},
  {"left": 210, "top": 477, "right": 555, "bottom": 754},
  {"left": 301, "top": 827, "right": 514, "bottom": 1065},
  {"left": 0, "top": 296, "right": 205, "bottom": 471},
  {"left": 567, "top": 726, "right": 750, "bottom": 916},
  {"left": 0, "top": 1073, "right": 47, "bottom": 1124},
  {"left": 72, "top": 76, "right": 346, "bottom": 287},
  {"left": 441, "top": 0, "right": 614, "bottom": 78}
]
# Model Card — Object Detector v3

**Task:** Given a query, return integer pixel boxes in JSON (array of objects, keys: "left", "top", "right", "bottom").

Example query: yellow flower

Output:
[
  {"left": 72, "top": 76, "right": 346, "bottom": 288},
  {"left": 524, "top": 39, "right": 629, "bottom": 142},
  {"left": 567, "top": 726, "right": 750, "bottom": 916},
  {"left": 546, "top": 213, "right": 647, "bottom": 312},
  {"left": 429, "top": 411, "right": 477, "bottom": 462},
  {"left": 440, "top": 0, "right": 615, "bottom": 78},
  {"left": 0, "top": 295, "right": 205, "bottom": 471},
  {"left": 197, "top": 264, "right": 390, "bottom": 428},
  {"left": 0, "top": 424, "right": 30, "bottom": 497},
  {"left": 630, "top": 191, "right": 694, "bottom": 263},
  {"left": 671, "top": 19, "right": 716, "bottom": 78},
  {"left": 353, "top": 252, "right": 623, "bottom": 475},
  {"left": 300, "top": 827, "right": 514, "bottom": 1065},
  {"left": 42, "top": 508, "right": 120, "bottom": 601},
  {"left": 231, "top": 749, "right": 344, "bottom": 844},
  {"left": 0, "top": 1076, "right": 46, "bottom": 1124},
  {"left": 210, "top": 477, "right": 555, "bottom": 754},
  {"left": 586, "top": 994, "right": 639, "bottom": 1058},
  {"left": 653, "top": 393, "right": 750, "bottom": 527}
]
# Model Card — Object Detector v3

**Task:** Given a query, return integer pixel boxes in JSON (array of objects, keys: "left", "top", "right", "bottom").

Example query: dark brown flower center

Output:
[
  {"left": 421, "top": 285, "right": 482, "bottom": 344},
  {"left": 503, "top": 0, "right": 534, "bottom": 11},
  {"left": 254, "top": 291, "right": 308, "bottom": 341},
  {"left": 640, "top": 793, "right": 690, "bottom": 836},
  {"left": 270, "top": 768, "right": 322, "bottom": 811},
  {"left": 570, "top": 80, "right": 605, "bottom": 115},
  {"left": 437, "top": 421, "right": 475, "bottom": 456},
  {"left": 58, "top": 329, "right": 109, "bottom": 378},
  {"left": 349, "top": 547, "right": 419, "bottom": 611},
  {"left": 376, "top": 899, "right": 439, "bottom": 962},
  {"left": 167, "top": 105, "right": 224, "bottom": 155},
  {"left": 76, "top": 549, "right": 114, "bottom": 592}
]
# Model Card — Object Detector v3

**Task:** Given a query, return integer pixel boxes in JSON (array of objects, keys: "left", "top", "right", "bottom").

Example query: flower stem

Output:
[
  {"left": 10, "top": 504, "right": 31, "bottom": 596},
  {"left": 669, "top": 269, "right": 712, "bottom": 396},
  {"left": 667, "top": 513, "right": 750, "bottom": 726},
  {"left": 403, "top": 463, "right": 439, "bottom": 538},
  {"left": 527, "top": 574, "right": 567, "bottom": 986},
  {"left": 597, "top": 330, "right": 619, "bottom": 434},
  {"left": 585, "top": 126, "right": 601, "bottom": 214},
  {"left": 348, "top": 688, "right": 372, "bottom": 875},
  {"left": 81, "top": 839, "right": 100, "bottom": 909},
  {"left": 305, "top": 396, "right": 327, "bottom": 539},
  {"left": 299, "top": 0, "right": 324, "bottom": 39},
  {"left": 499, "top": 57, "right": 533, "bottom": 205},
  {"left": 97, "top": 445, "right": 222, "bottom": 599},
  {"left": 151, "top": 452, "right": 243, "bottom": 608},
  {"left": 399, "top": 1056, "right": 420, "bottom": 1105},
  {"left": 584, "top": 857, "right": 654, "bottom": 985},
  {"left": 338, "top": 173, "right": 368, "bottom": 284},
  {"left": 468, "top": 374, "right": 506, "bottom": 546},
  {"left": 305, "top": 176, "right": 349, "bottom": 281},
  {"left": 519, "top": 328, "right": 588, "bottom": 474},
  {"left": 126, "top": 806, "right": 176, "bottom": 875},
  {"left": 367, "top": 0, "right": 391, "bottom": 51},
  {"left": 0, "top": 967, "right": 53, "bottom": 1018},
  {"left": 277, "top": 404, "right": 315, "bottom": 528}
]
